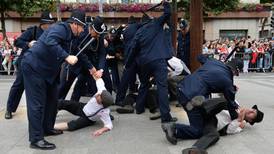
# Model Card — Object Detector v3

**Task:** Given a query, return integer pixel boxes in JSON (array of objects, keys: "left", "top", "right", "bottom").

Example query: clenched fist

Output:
[{"left": 65, "top": 55, "right": 78, "bottom": 65}]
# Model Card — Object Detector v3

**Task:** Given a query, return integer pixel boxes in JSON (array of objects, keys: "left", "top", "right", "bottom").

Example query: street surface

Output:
[{"left": 0, "top": 73, "right": 274, "bottom": 154}]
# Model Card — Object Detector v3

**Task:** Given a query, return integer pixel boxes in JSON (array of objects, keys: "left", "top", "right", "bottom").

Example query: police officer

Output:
[
  {"left": 21, "top": 10, "right": 85, "bottom": 150},
  {"left": 115, "top": 16, "right": 140, "bottom": 107},
  {"left": 70, "top": 16, "right": 111, "bottom": 101},
  {"left": 177, "top": 19, "right": 190, "bottom": 68},
  {"left": 162, "top": 55, "right": 243, "bottom": 146},
  {"left": 126, "top": 0, "right": 173, "bottom": 123},
  {"left": 57, "top": 16, "right": 95, "bottom": 100},
  {"left": 5, "top": 11, "right": 54, "bottom": 119},
  {"left": 106, "top": 27, "right": 120, "bottom": 92}
]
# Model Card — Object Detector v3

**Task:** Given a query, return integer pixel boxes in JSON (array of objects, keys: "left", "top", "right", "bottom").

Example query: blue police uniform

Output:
[
  {"left": 175, "top": 55, "right": 239, "bottom": 139},
  {"left": 57, "top": 26, "right": 94, "bottom": 100},
  {"left": 70, "top": 33, "right": 111, "bottom": 101},
  {"left": 177, "top": 31, "right": 190, "bottom": 68},
  {"left": 115, "top": 21, "right": 140, "bottom": 105},
  {"left": 126, "top": 2, "right": 173, "bottom": 123},
  {"left": 6, "top": 26, "right": 43, "bottom": 113},
  {"left": 21, "top": 22, "right": 75, "bottom": 143}
]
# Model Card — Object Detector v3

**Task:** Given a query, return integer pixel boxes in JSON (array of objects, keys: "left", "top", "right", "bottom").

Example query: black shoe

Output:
[
  {"left": 5, "top": 110, "right": 12, "bottom": 119},
  {"left": 44, "top": 129, "right": 63, "bottom": 136},
  {"left": 116, "top": 105, "right": 134, "bottom": 114},
  {"left": 161, "top": 122, "right": 177, "bottom": 145},
  {"left": 135, "top": 109, "right": 145, "bottom": 114},
  {"left": 110, "top": 114, "right": 114, "bottom": 120},
  {"left": 150, "top": 111, "right": 161, "bottom": 120},
  {"left": 182, "top": 147, "right": 208, "bottom": 154},
  {"left": 30, "top": 139, "right": 56, "bottom": 150}
]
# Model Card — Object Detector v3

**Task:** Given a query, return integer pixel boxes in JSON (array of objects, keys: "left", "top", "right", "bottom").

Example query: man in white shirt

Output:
[{"left": 54, "top": 78, "right": 114, "bottom": 136}]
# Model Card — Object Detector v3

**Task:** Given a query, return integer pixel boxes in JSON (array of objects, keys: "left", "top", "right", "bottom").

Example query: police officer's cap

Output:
[
  {"left": 179, "top": 19, "right": 188, "bottom": 29},
  {"left": 68, "top": 9, "right": 86, "bottom": 26},
  {"left": 40, "top": 11, "right": 55, "bottom": 24},
  {"left": 249, "top": 105, "right": 264, "bottom": 125},
  {"left": 90, "top": 16, "right": 106, "bottom": 34}
]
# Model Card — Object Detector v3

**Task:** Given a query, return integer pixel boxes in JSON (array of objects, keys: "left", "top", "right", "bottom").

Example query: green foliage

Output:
[
  {"left": 260, "top": 0, "right": 272, "bottom": 3},
  {"left": 177, "top": 0, "right": 240, "bottom": 18},
  {"left": 0, "top": 0, "right": 56, "bottom": 17}
]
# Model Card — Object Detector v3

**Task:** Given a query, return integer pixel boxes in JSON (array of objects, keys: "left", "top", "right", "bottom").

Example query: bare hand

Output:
[
  {"left": 65, "top": 55, "right": 78, "bottom": 65},
  {"left": 94, "top": 70, "right": 103, "bottom": 78},
  {"left": 89, "top": 67, "right": 97, "bottom": 76},
  {"left": 93, "top": 129, "right": 104, "bottom": 137}
]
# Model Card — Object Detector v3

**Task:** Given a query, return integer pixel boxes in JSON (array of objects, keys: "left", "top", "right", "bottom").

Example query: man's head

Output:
[
  {"left": 225, "top": 58, "right": 243, "bottom": 76},
  {"left": 89, "top": 16, "right": 106, "bottom": 38},
  {"left": 40, "top": 11, "right": 55, "bottom": 29},
  {"left": 68, "top": 9, "right": 86, "bottom": 36},
  {"left": 244, "top": 105, "right": 264, "bottom": 125},
  {"left": 98, "top": 90, "right": 114, "bottom": 108}
]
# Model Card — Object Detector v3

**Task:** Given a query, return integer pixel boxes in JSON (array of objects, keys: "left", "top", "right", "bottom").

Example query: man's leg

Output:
[
  {"left": 5, "top": 62, "right": 24, "bottom": 118},
  {"left": 152, "top": 59, "right": 172, "bottom": 123},
  {"left": 58, "top": 100, "right": 86, "bottom": 116},
  {"left": 22, "top": 61, "right": 47, "bottom": 143},
  {"left": 67, "top": 117, "right": 96, "bottom": 131},
  {"left": 192, "top": 116, "right": 220, "bottom": 150},
  {"left": 135, "top": 65, "right": 150, "bottom": 114},
  {"left": 175, "top": 108, "right": 204, "bottom": 139}
]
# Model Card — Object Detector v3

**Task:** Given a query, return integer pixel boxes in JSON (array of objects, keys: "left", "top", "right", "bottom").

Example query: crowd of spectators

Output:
[
  {"left": 203, "top": 37, "right": 274, "bottom": 73},
  {"left": 0, "top": 38, "right": 21, "bottom": 75},
  {"left": 1, "top": 36, "right": 274, "bottom": 75}
]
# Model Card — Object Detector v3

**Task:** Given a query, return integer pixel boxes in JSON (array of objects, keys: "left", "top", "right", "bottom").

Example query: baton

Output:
[{"left": 66, "top": 37, "right": 95, "bottom": 81}]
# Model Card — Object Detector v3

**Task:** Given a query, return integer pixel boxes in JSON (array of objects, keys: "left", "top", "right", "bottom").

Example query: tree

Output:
[
  {"left": 178, "top": 0, "right": 240, "bottom": 19},
  {"left": 260, "top": 0, "right": 272, "bottom": 3},
  {"left": 0, "top": 0, "right": 55, "bottom": 41}
]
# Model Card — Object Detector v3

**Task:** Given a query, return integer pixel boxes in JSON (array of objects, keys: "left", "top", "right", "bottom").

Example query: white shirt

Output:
[
  {"left": 216, "top": 110, "right": 243, "bottom": 135},
  {"left": 82, "top": 79, "right": 113, "bottom": 130},
  {"left": 167, "top": 56, "right": 191, "bottom": 77}
]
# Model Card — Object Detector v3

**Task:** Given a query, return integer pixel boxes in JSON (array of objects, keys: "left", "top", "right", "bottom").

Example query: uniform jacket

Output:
[
  {"left": 126, "top": 2, "right": 172, "bottom": 67},
  {"left": 177, "top": 55, "right": 239, "bottom": 119},
  {"left": 14, "top": 26, "right": 44, "bottom": 57},
  {"left": 123, "top": 21, "right": 140, "bottom": 61},
  {"left": 24, "top": 22, "right": 74, "bottom": 84}
]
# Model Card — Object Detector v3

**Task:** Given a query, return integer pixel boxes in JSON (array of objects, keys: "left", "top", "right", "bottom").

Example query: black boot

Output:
[{"left": 5, "top": 110, "right": 12, "bottom": 119}]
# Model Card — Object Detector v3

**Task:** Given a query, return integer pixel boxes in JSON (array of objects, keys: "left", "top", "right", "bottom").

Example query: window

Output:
[{"left": 220, "top": 30, "right": 248, "bottom": 40}]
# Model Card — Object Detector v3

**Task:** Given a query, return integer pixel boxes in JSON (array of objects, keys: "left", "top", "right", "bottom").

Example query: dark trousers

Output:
[
  {"left": 58, "top": 66, "right": 78, "bottom": 100},
  {"left": 137, "top": 59, "right": 172, "bottom": 123},
  {"left": 22, "top": 60, "right": 58, "bottom": 143},
  {"left": 192, "top": 98, "right": 228, "bottom": 150},
  {"left": 6, "top": 58, "right": 24, "bottom": 112},
  {"left": 59, "top": 100, "right": 95, "bottom": 131},
  {"left": 115, "top": 61, "right": 138, "bottom": 105},
  {"left": 175, "top": 107, "right": 204, "bottom": 139},
  {"left": 107, "top": 61, "right": 120, "bottom": 91}
]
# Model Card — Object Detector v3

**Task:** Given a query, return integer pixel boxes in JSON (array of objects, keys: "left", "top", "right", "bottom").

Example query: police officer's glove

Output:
[{"left": 66, "top": 55, "right": 78, "bottom": 65}]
